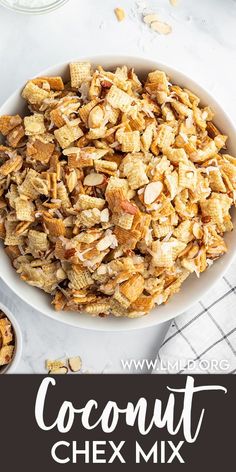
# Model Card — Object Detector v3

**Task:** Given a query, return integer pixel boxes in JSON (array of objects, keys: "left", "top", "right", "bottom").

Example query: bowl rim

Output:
[
  {"left": 0, "top": 54, "right": 236, "bottom": 332},
  {"left": 0, "top": 301, "right": 22, "bottom": 373},
  {"left": 0, "top": 0, "right": 69, "bottom": 14}
]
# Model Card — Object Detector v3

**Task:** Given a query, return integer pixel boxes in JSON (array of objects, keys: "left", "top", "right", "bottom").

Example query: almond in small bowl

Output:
[{"left": 0, "top": 302, "right": 22, "bottom": 374}]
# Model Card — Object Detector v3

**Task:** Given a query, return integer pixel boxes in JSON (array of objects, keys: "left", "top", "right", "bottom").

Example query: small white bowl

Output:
[
  {"left": 0, "top": 302, "right": 22, "bottom": 373},
  {"left": 0, "top": 56, "right": 236, "bottom": 331}
]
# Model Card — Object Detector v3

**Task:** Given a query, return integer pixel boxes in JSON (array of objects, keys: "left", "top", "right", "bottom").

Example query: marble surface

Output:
[{"left": 0, "top": 0, "right": 236, "bottom": 373}]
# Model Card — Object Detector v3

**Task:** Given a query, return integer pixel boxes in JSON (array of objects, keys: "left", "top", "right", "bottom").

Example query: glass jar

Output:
[{"left": 0, "top": 0, "right": 69, "bottom": 14}]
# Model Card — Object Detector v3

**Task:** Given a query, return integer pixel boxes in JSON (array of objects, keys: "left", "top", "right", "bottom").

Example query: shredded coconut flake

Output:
[{"left": 206, "top": 258, "right": 214, "bottom": 267}]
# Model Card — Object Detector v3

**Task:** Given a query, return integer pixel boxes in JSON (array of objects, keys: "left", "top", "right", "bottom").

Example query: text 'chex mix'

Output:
[{"left": 0, "top": 63, "right": 236, "bottom": 318}]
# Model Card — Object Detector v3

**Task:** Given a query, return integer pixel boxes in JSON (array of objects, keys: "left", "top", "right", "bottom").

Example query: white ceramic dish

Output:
[
  {"left": 0, "top": 302, "right": 22, "bottom": 373},
  {"left": 0, "top": 56, "right": 236, "bottom": 331}
]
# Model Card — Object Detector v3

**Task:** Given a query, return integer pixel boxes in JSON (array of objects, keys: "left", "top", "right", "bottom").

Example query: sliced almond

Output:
[
  {"left": 144, "top": 181, "right": 163, "bottom": 205},
  {"left": 193, "top": 222, "right": 203, "bottom": 239},
  {"left": 97, "top": 233, "right": 117, "bottom": 251},
  {"left": 100, "top": 208, "right": 110, "bottom": 223},
  {"left": 88, "top": 106, "right": 104, "bottom": 129},
  {"left": 84, "top": 173, "right": 104, "bottom": 186},
  {"left": 63, "top": 147, "right": 81, "bottom": 156},
  {"left": 66, "top": 169, "right": 78, "bottom": 192},
  {"left": 120, "top": 200, "right": 138, "bottom": 215},
  {"left": 143, "top": 13, "right": 160, "bottom": 25},
  {"left": 49, "top": 366, "right": 68, "bottom": 374},
  {"left": 151, "top": 21, "right": 172, "bottom": 35},
  {"left": 68, "top": 356, "right": 82, "bottom": 372}
]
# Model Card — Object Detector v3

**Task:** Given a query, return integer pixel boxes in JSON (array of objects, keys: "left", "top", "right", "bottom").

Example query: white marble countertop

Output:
[{"left": 0, "top": 0, "right": 236, "bottom": 373}]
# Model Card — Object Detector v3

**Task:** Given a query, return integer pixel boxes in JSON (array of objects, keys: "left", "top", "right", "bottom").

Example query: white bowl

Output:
[
  {"left": 0, "top": 56, "right": 236, "bottom": 331},
  {"left": 0, "top": 302, "right": 22, "bottom": 373}
]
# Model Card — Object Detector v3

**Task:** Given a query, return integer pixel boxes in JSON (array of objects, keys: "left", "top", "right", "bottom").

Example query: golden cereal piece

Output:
[
  {"left": 28, "top": 230, "right": 49, "bottom": 254},
  {"left": 52, "top": 291, "right": 67, "bottom": 311},
  {"left": 119, "top": 130, "right": 141, "bottom": 153},
  {"left": 78, "top": 208, "right": 101, "bottom": 228},
  {"left": 178, "top": 162, "right": 197, "bottom": 191},
  {"left": 1, "top": 222, "right": 7, "bottom": 241},
  {"left": 131, "top": 295, "right": 155, "bottom": 313},
  {"left": 151, "top": 241, "right": 174, "bottom": 268},
  {"left": 110, "top": 299, "right": 128, "bottom": 317},
  {"left": 43, "top": 215, "right": 66, "bottom": 237},
  {"left": 70, "top": 62, "right": 92, "bottom": 89},
  {"left": 147, "top": 69, "right": 169, "bottom": 91},
  {"left": 208, "top": 168, "right": 227, "bottom": 193},
  {"left": 114, "top": 7, "right": 126, "bottom": 21},
  {"left": 152, "top": 223, "right": 173, "bottom": 239},
  {"left": 114, "top": 226, "right": 141, "bottom": 249},
  {"left": 112, "top": 212, "right": 134, "bottom": 230},
  {"left": 54, "top": 123, "right": 83, "bottom": 149},
  {"left": 173, "top": 220, "right": 194, "bottom": 243},
  {"left": 6, "top": 125, "right": 25, "bottom": 147},
  {"left": 15, "top": 197, "right": 34, "bottom": 222},
  {"left": 119, "top": 274, "right": 144, "bottom": 303},
  {"left": 46, "top": 360, "right": 66, "bottom": 371},
  {"left": 141, "top": 123, "right": 155, "bottom": 151},
  {"left": 164, "top": 147, "right": 188, "bottom": 165},
  {"left": 19, "top": 169, "right": 40, "bottom": 199},
  {"left": 0, "top": 115, "right": 22, "bottom": 136},
  {"left": 50, "top": 172, "right": 57, "bottom": 199},
  {"left": 0, "top": 154, "right": 23, "bottom": 176},
  {"left": 27, "top": 139, "right": 55, "bottom": 163},
  {"left": 85, "top": 301, "right": 110, "bottom": 315},
  {"left": 4, "top": 245, "right": 21, "bottom": 261},
  {"left": 79, "top": 99, "right": 100, "bottom": 124},
  {"left": 113, "top": 289, "right": 130, "bottom": 308},
  {"left": 50, "top": 108, "right": 65, "bottom": 128},
  {"left": 15, "top": 221, "right": 31, "bottom": 235},
  {"left": 57, "top": 182, "right": 71, "bottom": 209},
  {"left": 24, "top": 114, "right": 46, "bottom": 136},
  {"left": 94, "top": 159, "right": 118, "bottom": 174},
  {"left": 106, "top": 85, "right": 133, "bottom": 112},
  {"left": 31, "top": 177, "right": 49, "bottom": 196},
  {"left": 156, "top": 124, "right": 175, "bottom": 149},
  {"left": 123, "top": 159, "right": 149, "bottom": 189},
  {"left": 68, "top": 265, "right": 93, "bottom": 290},
  {"left": 4, "top": 221, "right": 24, "bottom": 246},
  {"left": 22, "top": 81, "right": 50, "bottom": 104},
  {"left": 36, "top": 76, "right": 64, "bottom": 91},
  {"left": 105, "top": 187, "right": 125, "bottom": 214},
  {"left": 77, "top": 194, "right": 105, "bottom": 210}
]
